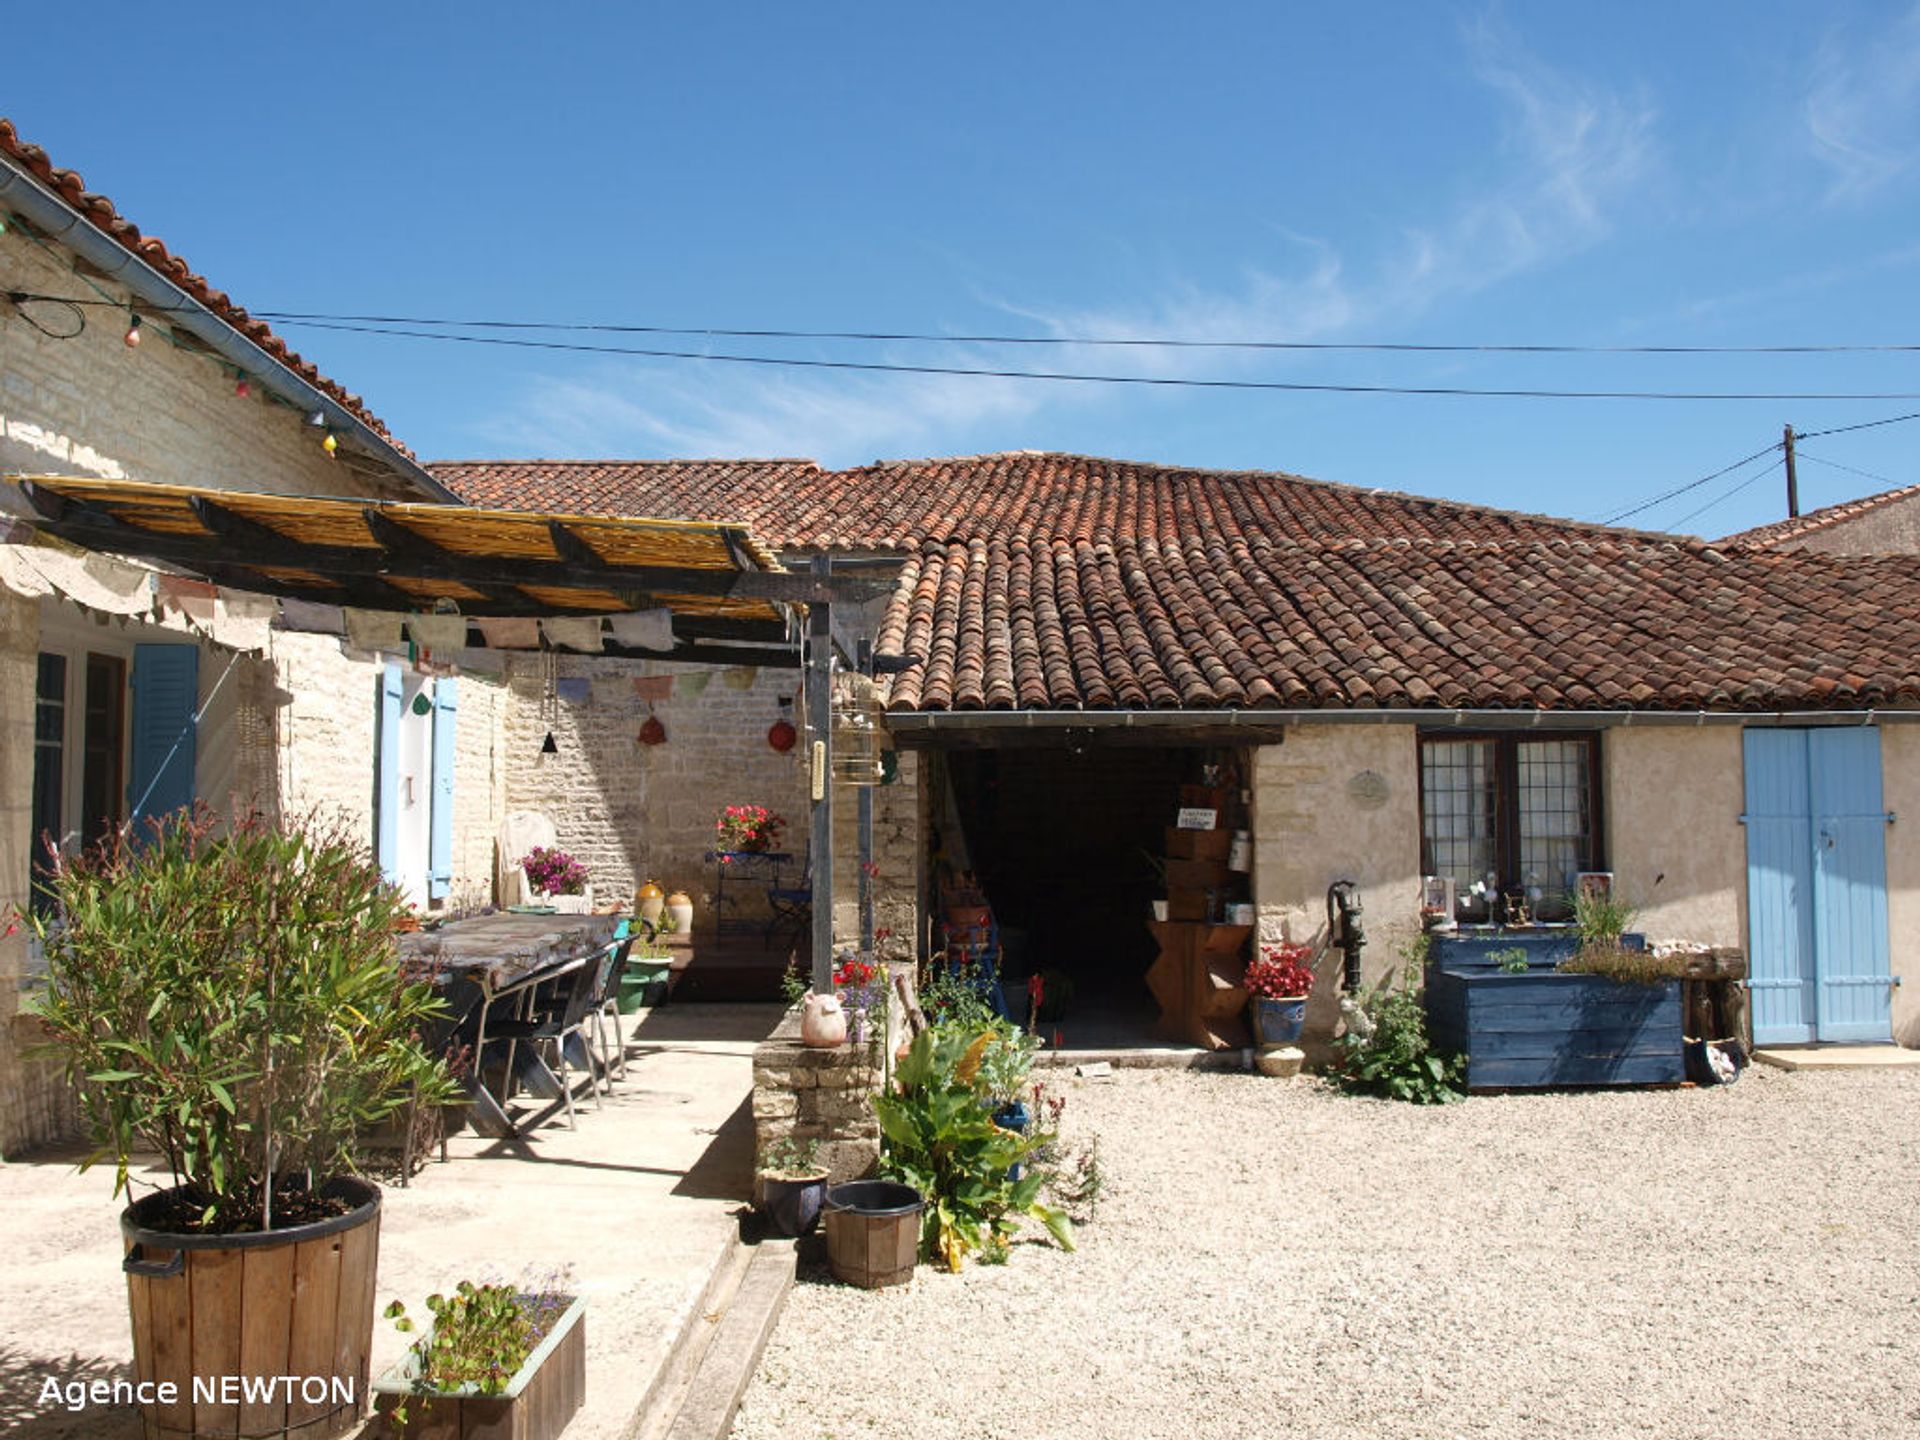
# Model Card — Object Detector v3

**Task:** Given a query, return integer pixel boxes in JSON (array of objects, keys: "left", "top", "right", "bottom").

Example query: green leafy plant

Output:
[
  {"left": 1572, "top": 886, "right": 1639, "bottom": 951},
  {"left": 974, "top": 1022, "right": 1039, "bottom": 1107},
  {"left": 1489, "top": 946, "right": 1531, "bottom": 974},
  {"left": 382, "top": 1281, "right": 573, "bottom": 1423},
  {"left": 1333, "top": 968, "right": 1464, "bottom": 1105},
  {"left": 1045, "top": 1135, "right": 1107, "bottom": 1223},
  {"left": 759, "top": 1136, "right": 824, "bottom": 1178},
  {"left": 780, "top": 955, "right": 809, "bottom": 1007},
  {"left": 873, "top": 1024, "right": 1075, "bottom": 1270},
  {"left": 918, "top": 958, "right": 999, "bottom": 1030},
  {"left": 26, "top": 806, "right": 457, "bottom": 1232}
]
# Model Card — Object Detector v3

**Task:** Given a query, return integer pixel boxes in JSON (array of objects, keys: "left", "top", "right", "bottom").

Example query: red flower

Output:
[{"left": 1245, "top": 943, "right": 1317, "bottom": 999}]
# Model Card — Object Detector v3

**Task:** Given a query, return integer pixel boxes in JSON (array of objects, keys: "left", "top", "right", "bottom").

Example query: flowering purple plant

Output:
[{"left": 521, "top": 846, "right": 589, "bottom": 897}]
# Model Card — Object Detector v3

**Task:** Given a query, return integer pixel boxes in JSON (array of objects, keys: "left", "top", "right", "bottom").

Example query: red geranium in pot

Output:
[{"left": 1244, "top": 942, "right": 1318, "bottom": 1047}]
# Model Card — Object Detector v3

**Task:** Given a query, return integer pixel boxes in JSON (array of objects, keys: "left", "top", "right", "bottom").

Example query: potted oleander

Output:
[
  {"left": 26, "top": 806, "right": 455, "bottom": 1440},
  {"left": 375, "top": 1279, "right": 586, "bottom": 1439},
  {"left": 520, "top": 845, "right": 595, "bottom": 914}
]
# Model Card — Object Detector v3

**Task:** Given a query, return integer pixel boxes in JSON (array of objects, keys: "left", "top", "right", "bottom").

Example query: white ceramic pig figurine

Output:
[{"left": 800, "top": 990, "right": 847, "bottom": 1048}]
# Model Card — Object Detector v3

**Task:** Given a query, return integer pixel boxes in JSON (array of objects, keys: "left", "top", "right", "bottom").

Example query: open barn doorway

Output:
[{"left": 938, "top": 742, "right": 1252, "bottom": 1048}]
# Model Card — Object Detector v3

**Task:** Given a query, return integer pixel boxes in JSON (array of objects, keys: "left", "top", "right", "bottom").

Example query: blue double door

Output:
[{"left": 1743, "top": 728, "right": 1893, "bottom": 1045}]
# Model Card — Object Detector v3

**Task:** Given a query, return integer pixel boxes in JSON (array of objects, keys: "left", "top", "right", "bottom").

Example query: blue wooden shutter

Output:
[
  {"left": 1808, "top": 728, "right": 1892, "bottom": 1043},
  {"left": 375, "top": 662, "right": 403, "bottom": 882},
  {"left": 1743, "top": 729, "right": 1817, "bottom": 1045},
  {"left": 129, "top": 645, "right": 198, "bottom": 830},
  {"left": 429, "top": 677, "right": 458, "bottom": 899}
]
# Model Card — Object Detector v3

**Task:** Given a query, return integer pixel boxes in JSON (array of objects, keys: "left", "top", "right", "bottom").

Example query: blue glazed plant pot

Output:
[
  {"left": 1251, "top": 996, "right": 1308, "bottom": 1046},
  {"left": 993, "top": 1100, "right": 1030, "bottom": 1182}
]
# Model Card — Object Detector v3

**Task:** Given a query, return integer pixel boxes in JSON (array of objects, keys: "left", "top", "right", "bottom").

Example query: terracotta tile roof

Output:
[
  {"left": 430, "top": 451, "right": 1663, "bottom": 552},
  {"left": 1722, "top": 483, "right": 1920, "bottom": 549},
  {"left": 0, "top": 118, "right": 409, "bottom": 457},
  {"left": 875, "top": 535, "right": 1920, "bottom": 713}
]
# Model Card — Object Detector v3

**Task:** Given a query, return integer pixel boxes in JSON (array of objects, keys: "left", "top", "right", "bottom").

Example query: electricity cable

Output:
[{"left": 1665, "top": 455, "right": 1785, "bottom": 532}]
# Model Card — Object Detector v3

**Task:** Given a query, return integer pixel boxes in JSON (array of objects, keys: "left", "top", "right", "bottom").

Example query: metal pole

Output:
[{"left": 807, "top": 556, "right": 835, "bottom": 993}]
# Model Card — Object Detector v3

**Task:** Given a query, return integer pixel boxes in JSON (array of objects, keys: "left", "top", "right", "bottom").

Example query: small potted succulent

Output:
[
  {"left": 520, "top": 846, "right": 594, "bottom": 913},
  {"left": 375, "top": 1278, "right": 585, "bottom": 1439},
  {"left": 757, "top": 1136, "right": 830, "bottom": 1237},
  {"left": 1244, "top": 942, "right": 1318, "bottom": 1046}
]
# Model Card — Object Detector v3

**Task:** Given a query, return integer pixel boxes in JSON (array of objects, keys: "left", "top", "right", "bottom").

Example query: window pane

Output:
[
  {"left": 32, "top": 654, "right": 66, "bottom": 915},
  {"left": 1516, "top": 738, "right": 1594, "bottom": 918},
  {"left": 1421, "top": 739, "right": 1497, "bottom": 917}
]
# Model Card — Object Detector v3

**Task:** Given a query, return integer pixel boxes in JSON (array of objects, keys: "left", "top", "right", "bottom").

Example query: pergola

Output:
[{"left": 7, "top": 473, "right": 889, "bottom": 988}]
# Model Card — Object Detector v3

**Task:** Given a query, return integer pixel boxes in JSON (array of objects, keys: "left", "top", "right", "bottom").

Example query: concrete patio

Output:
[{"left": 0, "top": 1001, "right": 782, "bottom": 1440}]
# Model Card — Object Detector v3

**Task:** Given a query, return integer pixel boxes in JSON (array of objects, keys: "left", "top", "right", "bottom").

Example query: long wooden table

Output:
[{"left": 399, "top": 911, "right": 622, "bottom": 1135}]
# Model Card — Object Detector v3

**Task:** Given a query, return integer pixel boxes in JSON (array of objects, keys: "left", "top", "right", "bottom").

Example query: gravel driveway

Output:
[{"left": 732, "top": 1065, "right": 1920, "bottom": 1440}]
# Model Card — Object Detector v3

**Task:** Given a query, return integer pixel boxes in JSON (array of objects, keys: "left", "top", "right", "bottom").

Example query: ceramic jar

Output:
[
  {"left": 801, "top": 990, "right": 847, "bottom": 1048},
  {"left": 636, "top": 881, "right": 665, "bottom": 928},
  {"left": 665, "top": 890, "right": 694, "bottom": 933}
]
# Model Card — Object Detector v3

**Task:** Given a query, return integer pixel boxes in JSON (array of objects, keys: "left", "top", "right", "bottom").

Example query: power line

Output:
[
  {"left": 1793, "top": 447, "right": 1907, "bottom": 490},
  {"left": 243, "top": 310, "right": 1920, "bottom": 357},
  {"left": 1666, "top": 454, "right": 1784, "bottom": 532},
  {"left": 1597, "top": 441, "right": 1783, "bottom": 524},
  {"left": 231, "top": 317, "right": 1920, "bottom": 403},
  {"left": 1796, "top": 409, "right": 1920, "bottom": 440},
  {"left": 12, "top": 288, "right": 1920, "bottom": 358}
]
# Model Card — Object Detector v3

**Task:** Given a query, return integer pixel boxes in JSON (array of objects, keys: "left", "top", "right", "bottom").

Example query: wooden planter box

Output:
[
  {"left": 1426, "top": 967, "right": 1684, "bottom": 1090},
  {"left": 372, "top": 1295, "right": 585, "bottom": 1440}
]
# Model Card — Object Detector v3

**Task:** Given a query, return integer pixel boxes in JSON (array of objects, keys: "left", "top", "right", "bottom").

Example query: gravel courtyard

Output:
[{"left": 732, "top": 1065, "right": 1920, "bottom": 1440}]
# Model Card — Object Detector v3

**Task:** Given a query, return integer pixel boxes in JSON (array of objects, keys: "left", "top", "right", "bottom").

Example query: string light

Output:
[
  {"left": 321, "top": 432, "right": 338, "bottom": 456},
  {"left": 306, "top": 409, "right": 326, "bottom": 427},
  {"left": 123, "top": 310, "right": 142, "bottom": 347},
  {"left": 234, "top": 375, "right": 251, "bottom": 398}
]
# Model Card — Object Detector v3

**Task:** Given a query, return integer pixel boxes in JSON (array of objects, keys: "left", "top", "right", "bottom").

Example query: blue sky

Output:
[{"left": 8, "top": 2, "right": 1920, "bottom": 536}]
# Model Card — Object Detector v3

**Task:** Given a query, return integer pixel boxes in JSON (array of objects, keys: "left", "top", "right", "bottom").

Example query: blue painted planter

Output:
[
  {"left": 1425, "top": 968, "right": 1683, "bottom": 1090},
  {"left": 1250, "top": 996, "right": 1308, "bottom": 1046},
  {"left": 1425, "top": 930, "right": 1679, "bottom": 1090}
]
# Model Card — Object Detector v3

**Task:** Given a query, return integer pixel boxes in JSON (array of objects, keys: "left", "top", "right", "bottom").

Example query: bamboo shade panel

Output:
[{"left": 10, "top": 474, "right": 788, "bottom": 623}]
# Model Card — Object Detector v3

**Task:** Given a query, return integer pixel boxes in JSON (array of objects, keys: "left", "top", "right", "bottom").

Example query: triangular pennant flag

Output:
[{"left": 678, "top": 671, "right": 712, "bottom": 696}]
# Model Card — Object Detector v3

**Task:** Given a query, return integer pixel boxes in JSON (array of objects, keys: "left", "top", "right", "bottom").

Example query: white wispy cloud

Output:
[
  {"left": 1805, "top": 4, "right": 1920, "bottom": 203},
  {"left": 478, "top": 17, "right": 1657, "bottom": 465}
]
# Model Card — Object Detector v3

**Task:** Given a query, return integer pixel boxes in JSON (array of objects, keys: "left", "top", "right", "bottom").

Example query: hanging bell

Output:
[
  {"left": 767, "top": 718, "right": 797, "bottom": 753},
  {"left": 639, "top": 715, "right": 667, "bottom": 746}
]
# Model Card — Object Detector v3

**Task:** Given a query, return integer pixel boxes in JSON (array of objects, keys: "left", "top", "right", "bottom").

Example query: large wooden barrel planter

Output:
[{"left": 121, "top": 1176, "right": 381, "bottom": 1440}]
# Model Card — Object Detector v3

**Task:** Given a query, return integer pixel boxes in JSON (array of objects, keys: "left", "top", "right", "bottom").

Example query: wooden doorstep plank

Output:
[
  {"left": 1469, "top": 1053, "right": 1685, "bottom": 1088},
  {"left": 189, "top": 1246, "right": 245, "bottom": 1436},
  {"left": 238, "top": 1242, "right": 296, "bottom": 1438}
]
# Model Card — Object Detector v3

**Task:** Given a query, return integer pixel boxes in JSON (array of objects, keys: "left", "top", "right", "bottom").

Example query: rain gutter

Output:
[
  {"left": 886, "top": 707, "right": 1920, "bottom": 731},
  {"left": 0, "top": 153, "right": 459, "bottom": 503}
]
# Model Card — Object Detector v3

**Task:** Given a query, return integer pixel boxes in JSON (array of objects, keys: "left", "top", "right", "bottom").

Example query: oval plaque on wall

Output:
[{"left": 1347, "top": 770, "right": 1390, "bottom": 810}]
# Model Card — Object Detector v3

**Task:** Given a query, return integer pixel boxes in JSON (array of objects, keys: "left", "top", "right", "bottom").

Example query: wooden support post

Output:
[
  {"left": 857, "top": 638, "right": 876, "bottom": 954},
  {"left": 1784, "top": 424, "right": 1799, "bottom": 518},
  {"left": 807, "top": 556, "right": 835, "bottom": 994}
]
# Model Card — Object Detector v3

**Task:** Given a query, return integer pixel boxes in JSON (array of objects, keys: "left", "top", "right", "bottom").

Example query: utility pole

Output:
[{"left": 1783, "top": 424, "right": 1799, "bottom": 518}]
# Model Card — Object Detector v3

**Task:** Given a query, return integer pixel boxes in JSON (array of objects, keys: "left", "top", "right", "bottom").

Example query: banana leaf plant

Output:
[{"left": 873, "top": 1024, "right": 1074, "bottom": 1270}]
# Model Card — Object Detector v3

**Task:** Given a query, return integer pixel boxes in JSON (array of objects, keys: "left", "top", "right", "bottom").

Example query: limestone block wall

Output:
[
  {"left": 1602, "top": 727, "right": 1744, "bottom": 949},
  {"left": 0, "top": 587, "right": 74, "bottom": 1155},
  {"left": 830, "top": 746, "right": 923, "bottom": 954},
  {"left": 502, "top": 657, "right": 807, "bottom": 916},
  {"left": 1881, "top": 725, "right": 1920, "bottom": 1046},
  {"left": 751, "top": 1006, "right": 882, "bottom": 1189},
  {"left": 1249, "top": 726, "right": 1425, "bottom": 1042},
  {"left": 0, "top": 232, "right": 419, "bottom": 503}
]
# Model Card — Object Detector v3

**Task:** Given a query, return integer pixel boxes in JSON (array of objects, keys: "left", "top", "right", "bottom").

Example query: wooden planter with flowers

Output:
[{"left": 373, "top": 1285, "right": 586, "bottom": 1440}]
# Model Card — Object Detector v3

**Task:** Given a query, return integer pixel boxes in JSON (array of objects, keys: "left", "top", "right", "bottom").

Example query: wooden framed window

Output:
[{"left": 1418, "top": 732, "right": 1603, "bottom": 921}]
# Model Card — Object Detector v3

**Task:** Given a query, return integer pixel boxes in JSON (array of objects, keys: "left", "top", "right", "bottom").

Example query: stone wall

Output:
[
  {"left": 750, "top": 1006, "right": 883, "bottom": 1190},
  {"left": 1603, "top": 727, "right": 1744, "bottom": 949},
  {"left": 1250, "top": 725, "right": 1425, "bottom": 1046},
  {"left": 1882, "top": 725, "right": 1920, "bottom": 1047},
  {"left": 0, "top": 230, "right": 419, "bottom": 502},
  {"left": 1772, "top": 493, "right": 1920, "bottom": 556}
]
